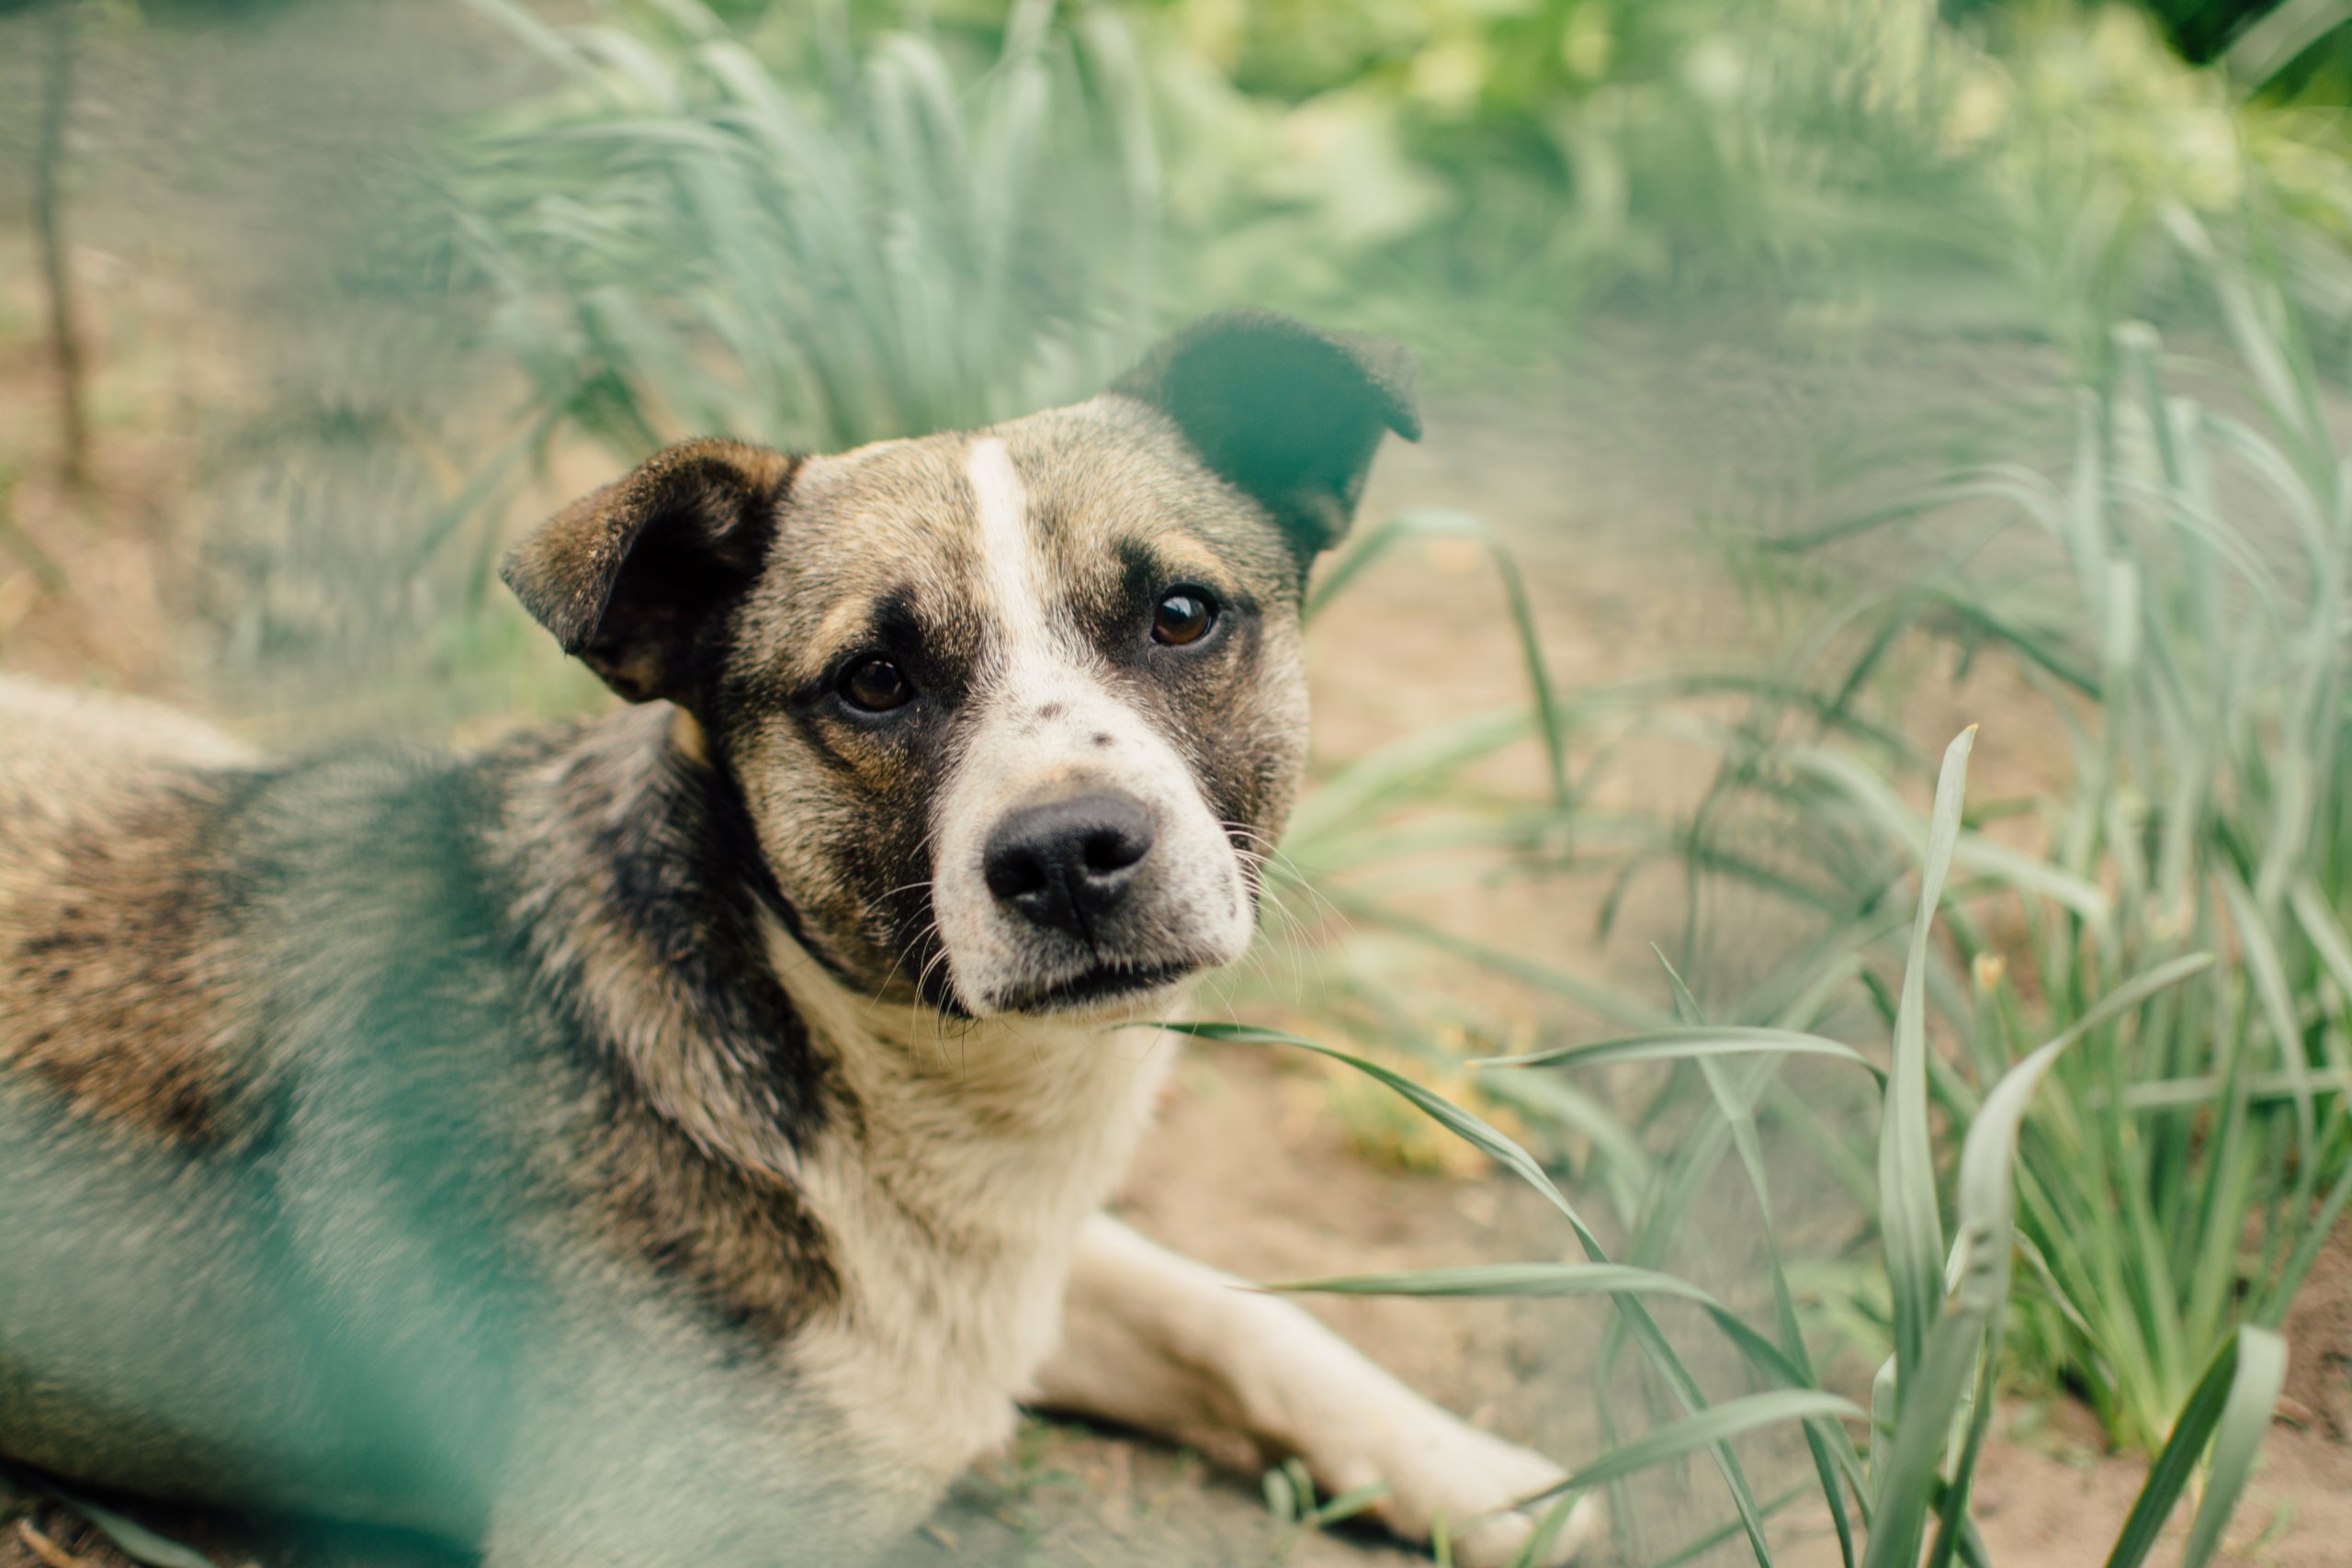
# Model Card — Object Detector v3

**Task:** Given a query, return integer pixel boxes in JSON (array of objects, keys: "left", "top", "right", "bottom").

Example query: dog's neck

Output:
[
  {"left": 767, "top": 931, "right": 1180, "bottom": 1490},
  {"left": 492, "top": 703, "right": 1178, "bottom": 1202},
  {"left": 765, "top": 919, "right": 1180, "bottom": 1217},
  {"left": 492, "top": 704, "right": 830, "bottom": 1184}
]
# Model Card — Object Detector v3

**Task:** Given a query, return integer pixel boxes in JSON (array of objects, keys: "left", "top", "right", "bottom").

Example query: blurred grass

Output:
[
  {"left": 439, "top": 0, "right": 1160, "bottom": 459},
  {"left": 432, "top": 0, "right": 2352, "bottom": 434},
  {"left": 1643, "top": 222, "right": 2352, "bottom": 1459}
]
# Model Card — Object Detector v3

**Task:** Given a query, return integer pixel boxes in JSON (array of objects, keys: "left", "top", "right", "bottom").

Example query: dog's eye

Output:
[
  {"left": 1151, "top": 589, "right": 1216, "bottom": 648},
  {"left": 840, "top": 657, "right": 913, "bottom": 713}
]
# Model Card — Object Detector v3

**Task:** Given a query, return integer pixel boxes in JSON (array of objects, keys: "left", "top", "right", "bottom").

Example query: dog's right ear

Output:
[
  {"left": 1110, "top": 309, "right": 1419, "bottom": 558},
  {"left": 501, "top": 438, "right": 798, "bottom": 705}
]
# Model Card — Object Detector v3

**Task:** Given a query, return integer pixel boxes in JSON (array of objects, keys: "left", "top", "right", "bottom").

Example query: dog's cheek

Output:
[
  {"left": 720, "top": 730, "right": 888, "bottom": 976},
  {"left": 852, "top": 810, "right": 949, "bottom": 997},
  {"left": 1167, "top": 622, "right": 1312, "bottom": 856},
  {"left": 856, "top": 724, "right": 963, "bottom": 994},
  {"left": 1202, "top": 721, "right": 1307, "bottom": 892},
  {"left": 735, "top": 714, "right": 956, "bottom": 999}
]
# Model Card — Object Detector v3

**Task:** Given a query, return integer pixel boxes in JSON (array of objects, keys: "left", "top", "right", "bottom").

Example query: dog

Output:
[{"left": 0, "top": 311, "right": 1599, "bottom": 1568}]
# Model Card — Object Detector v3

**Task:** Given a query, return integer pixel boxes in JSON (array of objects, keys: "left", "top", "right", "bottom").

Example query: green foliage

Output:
[
  {"left": 1672, "top": 227, "right": 2352, "bottom": 1455},
  {"left": 440, "top": 0, "right": 1159, "bottom": 461},
  {"left": 1183, "top": 734, "right": 2285, "bottom": 1567},
  {"left": 435, "top": 0, "right": 2352, "bottom": 442},
  {"left": 1107, "top": 0, "right": 2351, "bottom": 355},
  {"left": 1145, "top": 0, "right": 1974, "bottom": 335}
]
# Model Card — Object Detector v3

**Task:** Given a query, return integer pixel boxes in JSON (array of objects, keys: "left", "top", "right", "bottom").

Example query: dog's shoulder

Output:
[
  {"left": 0, "top": 680, "right": 280, "bottom": 1143},
  {"left": 0, "top": 680, "right": 499, "bottom": 1149}
]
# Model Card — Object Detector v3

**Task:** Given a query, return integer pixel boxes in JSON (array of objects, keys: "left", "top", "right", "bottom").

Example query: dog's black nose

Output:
[{"left": 983, "top": 792, "right": 1156, "bottom": 939}]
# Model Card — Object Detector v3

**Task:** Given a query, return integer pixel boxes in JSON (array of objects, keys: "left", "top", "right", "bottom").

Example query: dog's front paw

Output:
[
  {"left": 1443, "top": 1488, "right": 1605, "bottom": 1568},
  {"left": 1315, "top": 1414, "right": 1602, "bottom": 1567}
]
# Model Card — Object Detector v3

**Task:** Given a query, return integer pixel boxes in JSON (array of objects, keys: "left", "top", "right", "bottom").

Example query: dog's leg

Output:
[{"left": 1031, "top": 1213, "right": 1600, "bottom": 1567}]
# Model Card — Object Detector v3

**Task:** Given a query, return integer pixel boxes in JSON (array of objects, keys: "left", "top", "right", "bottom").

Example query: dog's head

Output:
[{"left": 503, "top": 310, "right": 1418, "bottom": 1019}]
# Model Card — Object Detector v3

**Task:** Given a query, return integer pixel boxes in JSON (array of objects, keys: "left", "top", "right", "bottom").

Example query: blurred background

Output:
[{"left": 4, "top": 1, "right": 2352, "bottom": 1565}]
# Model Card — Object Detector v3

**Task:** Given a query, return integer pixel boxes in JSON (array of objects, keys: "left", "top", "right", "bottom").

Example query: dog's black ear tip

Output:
[
  {"left": 1346, "top": 344, "right": 1421, "bottom": 444},
  {"left": 1114, "top": 309, "right": 1422, "bottom": 552},
  {"left": 1336, "top": 331, "right": 1422, "bottom": 440},
  {"left": 1123, "top": 306, "right": 1419, "bottom": 392}
]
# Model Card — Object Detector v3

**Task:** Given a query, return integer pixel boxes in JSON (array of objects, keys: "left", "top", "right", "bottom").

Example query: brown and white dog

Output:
[{"left": 0, "top": 312, "right": 1598, "bottom": 1567}]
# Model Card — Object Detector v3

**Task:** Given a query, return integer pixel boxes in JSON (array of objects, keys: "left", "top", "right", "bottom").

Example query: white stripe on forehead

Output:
[
  {"left": 966, "top": 436, "right": 1053, "bottom": 668},
  {"left": 933, "top": 434, "right": 1254, "bottom": 1012}
]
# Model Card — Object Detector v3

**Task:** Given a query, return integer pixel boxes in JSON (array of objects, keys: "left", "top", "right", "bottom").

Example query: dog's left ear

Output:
[
  {"left": 1110, "top": 309, "right": 1420, "bottom": 557},
  {"left": 501, "top": 438, "right": 798, "bottom": 705}
]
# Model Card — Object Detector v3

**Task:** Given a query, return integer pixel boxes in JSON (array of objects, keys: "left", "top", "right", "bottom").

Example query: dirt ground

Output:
[{"left": 4, "top": 4, "right": 2352, "bottom": 1567}]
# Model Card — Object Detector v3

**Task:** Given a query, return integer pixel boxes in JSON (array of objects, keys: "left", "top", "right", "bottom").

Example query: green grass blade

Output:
[
  {"left": 0, "top": 1468, "right": 220, "bottom": 1568},
  {"left": 1314, "top": 889, "right": 1675, "bottom": 1032},
  {"left": 1265, "top": 1261, "right": 1717, "bottom": 1301},
  {"left": 2222, "top": 869, "right": 2317, "bottom": 1157},
  {"left": 1265, "top": 1262, "right": 1814, "bottom": 1390},
  {"left": 1283, "top": 707, "right": 1532, "bottom": 851},
  {"left": 1504, "top": 1495, "right": 1586, "bottom": 1568},
  {"left": 1155, "top": 1023, "right": 1584, "bottom": 1208},
  {"left": 2256, "top": 1143, "right": 2352, "bottom": 1330},
  {"left": 1658, "top": 950, "right": 1863, "bottom": 1568},
  {"left": 2177, "top": 1327, "right": 2290, "bottom": 1568},
  {"left": 1860, "top": 1309, "right": 1990, "bottom": 1568},
  {"left": 1477, "top": 1026, "right": 1883, "bottom": 1080},
  {"left": 1873, "top": 950, "right": 2217, "bottom": 1562},
  {"left": 1882, "top": 728, "right": 1973, "bottom": 1399},
  {"left": 1520, "top": 1391, "right": 1865, "bottom": 1509},
  {"left": 2101, "top": 1325, "right": 2288, "bottom": 1568},
  {"left": 1764, "top": 1078, "right": 1881, "bottom": 1208},
  {"left": 1634, "top": 1485, "right": 1813, "bottom": 1568},
  {"left": 1306, "top": 509, "right": 1569, "bottom": 807},
  {"left": 1308, "top": 1481, "right": 1391, "bottom": 1529}
]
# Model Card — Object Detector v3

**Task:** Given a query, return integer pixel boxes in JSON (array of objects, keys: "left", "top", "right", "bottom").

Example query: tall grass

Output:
[
  {"left": 441, "top": 0, "right": 1159, "bottom": 462},
  {"left": 1658, "top": 226, "right": 2352, "bottom": 1456},
  {"left": 1109, "top": 0, "right": 2352, "bottom": 363},
  {"left": 1173, "top": 729, "right": 2283, "bottom": 1568},
  {"left": 437, "top": 0, "right": 2352, "bottom": 411}
]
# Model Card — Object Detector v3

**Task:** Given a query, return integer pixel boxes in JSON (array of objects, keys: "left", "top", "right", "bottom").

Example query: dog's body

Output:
[{"left": 0, "top": 314, "right": 1594, "bottom": 1567}]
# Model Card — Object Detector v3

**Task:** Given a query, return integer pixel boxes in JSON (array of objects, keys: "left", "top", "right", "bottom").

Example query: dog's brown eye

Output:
[
  {"left": 1151, "top": 590, "right": 1216, "bottom": 648},
  {"left": 841, "top": 657, "right": 912, "bottom": 713}
]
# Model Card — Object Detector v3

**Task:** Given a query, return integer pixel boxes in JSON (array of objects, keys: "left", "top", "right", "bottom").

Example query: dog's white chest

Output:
[{"left": 767, "top": 947, "right": 1180, "bottom": 1499}]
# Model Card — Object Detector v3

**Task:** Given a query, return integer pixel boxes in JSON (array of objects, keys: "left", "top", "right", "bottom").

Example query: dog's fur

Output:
[{"left": 0, "top": 312, "right": 1597, "bottom": 1567}]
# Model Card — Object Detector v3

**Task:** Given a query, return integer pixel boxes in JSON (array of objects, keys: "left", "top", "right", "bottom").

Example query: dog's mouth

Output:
[{"left": 995, "top": 959, "right": 1198, "bottom": 1015}]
